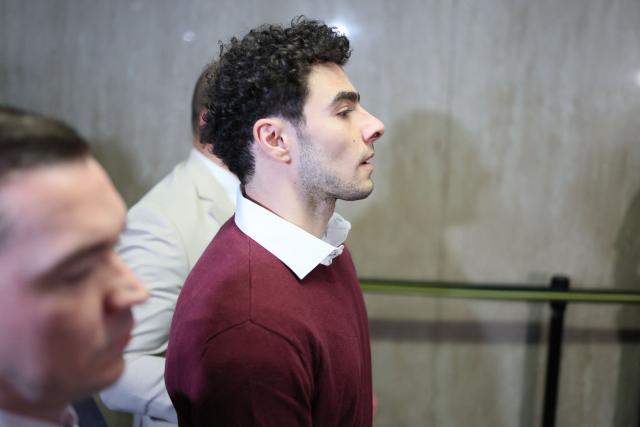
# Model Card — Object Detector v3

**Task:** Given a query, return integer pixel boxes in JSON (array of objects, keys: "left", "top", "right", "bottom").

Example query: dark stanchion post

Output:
[{"left": 542, "top": 275, "right": 570, "bottom": 427}]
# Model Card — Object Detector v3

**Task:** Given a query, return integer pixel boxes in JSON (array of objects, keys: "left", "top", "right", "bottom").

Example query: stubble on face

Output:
[{"left": 297, "top": 132, "right": 374, "bottom": 206}]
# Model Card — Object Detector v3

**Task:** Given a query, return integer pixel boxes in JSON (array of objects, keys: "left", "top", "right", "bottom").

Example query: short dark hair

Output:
[
  {"left": 0, "top": 106, "right": 90, "bottom": 180},
  {"left": 202, "top": 17, "right": 351, "bottom": 184},
  {"left": 190, "top": 63, "right": 216, "bottom": 138},
  {"left": 0, "top": 106, "right": 91, "bottom": 246}
]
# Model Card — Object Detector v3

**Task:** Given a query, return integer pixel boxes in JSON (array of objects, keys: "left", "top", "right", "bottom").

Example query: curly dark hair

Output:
[{"left": 201, "top": 17, "right": 351, "bottom": 184}]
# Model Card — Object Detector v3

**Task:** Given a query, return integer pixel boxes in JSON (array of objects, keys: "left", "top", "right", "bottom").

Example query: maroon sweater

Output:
[{"left": 165, "top": 219, "right": 372, "bottom": 427}]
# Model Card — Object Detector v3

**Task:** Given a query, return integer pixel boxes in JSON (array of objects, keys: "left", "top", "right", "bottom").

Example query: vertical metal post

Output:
[{"left": 542, "top": 275, "right": 570, "bottom": 427}]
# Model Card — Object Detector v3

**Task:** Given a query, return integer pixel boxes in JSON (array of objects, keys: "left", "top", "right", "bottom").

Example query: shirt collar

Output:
[
  {"left": 0, "top": 406, "right": 78, "bottom": 427},
  {"left": 234, "top": 189, "right": 351, "bottom": 279},
  {"left": 190, "top": 148, "right": 239, "bottom": 203}
]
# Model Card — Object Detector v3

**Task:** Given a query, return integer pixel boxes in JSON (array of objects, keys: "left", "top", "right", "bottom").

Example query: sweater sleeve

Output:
[{"left": 175, "top": 320, "right": 314, "bottom": 427}]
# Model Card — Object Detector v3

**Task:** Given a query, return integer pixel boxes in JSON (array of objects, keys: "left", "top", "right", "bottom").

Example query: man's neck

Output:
[
  {"left": 244, "top": 180, "right": 335, "bottom": 238},
  {"left": 192, "top": 139, "right": 228, "bottom": 170}
]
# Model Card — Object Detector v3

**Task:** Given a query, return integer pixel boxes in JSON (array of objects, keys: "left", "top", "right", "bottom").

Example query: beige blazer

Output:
[{"left": 101, "top": 150, "right": 236, "bottom": 427}]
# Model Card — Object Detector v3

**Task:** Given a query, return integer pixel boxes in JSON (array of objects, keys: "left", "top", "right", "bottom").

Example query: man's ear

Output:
[
  {"left": 198, "top": 110, "right": 207, "bottom": 129},
  {"left": 253, "top": 118, "right": 291, "bottom": 163}
]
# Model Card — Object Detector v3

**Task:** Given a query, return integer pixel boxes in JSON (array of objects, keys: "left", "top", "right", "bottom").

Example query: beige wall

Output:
[{"left": 2, "top": 0, "right": 639, "bottom": 425}]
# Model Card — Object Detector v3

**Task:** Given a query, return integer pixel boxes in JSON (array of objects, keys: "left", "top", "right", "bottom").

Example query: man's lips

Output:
[
  {"left": 110, "top": 313, "right": 134, "bottom": 351},
  {"left": 361, "top": 152, "right": 375, "bottom": 164}
]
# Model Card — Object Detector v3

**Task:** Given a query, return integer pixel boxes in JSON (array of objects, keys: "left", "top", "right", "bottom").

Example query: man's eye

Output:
[
  {"left": 337, "top": 109, "right": 352, "bottom": 118},
  {"left": 56, "top": 257, "right": 101, "bottom": 285},
  {"left": 58, "top": 266, "right": 94, "bottom": 284}
]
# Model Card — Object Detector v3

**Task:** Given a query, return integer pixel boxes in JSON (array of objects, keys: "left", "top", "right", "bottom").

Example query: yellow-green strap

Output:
[{"left": 360, "top": 280, "right": 640, "bottom": 304}]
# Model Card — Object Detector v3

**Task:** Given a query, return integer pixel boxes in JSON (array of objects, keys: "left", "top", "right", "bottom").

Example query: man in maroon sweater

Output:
[{"left": 165, "top": 17, "right": 384, "bottom": 426}]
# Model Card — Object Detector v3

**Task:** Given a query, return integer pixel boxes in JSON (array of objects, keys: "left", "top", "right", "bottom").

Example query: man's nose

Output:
[
  {"left": 105, "top": 253, "right": 149, "bottom": 314},
  {"left": 361, "top": 109, "right": 384, "bottom": 144}
]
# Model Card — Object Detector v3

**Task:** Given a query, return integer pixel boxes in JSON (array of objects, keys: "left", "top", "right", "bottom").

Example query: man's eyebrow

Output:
[
  {"left": 42, "top": 242, "right": 113, "bottom": 279},
  {"left": 50, "top": 222, "right": 125, "bottom": 272},
  {"left": 329, "top": 91, "right": 361, "bottom": 107}
]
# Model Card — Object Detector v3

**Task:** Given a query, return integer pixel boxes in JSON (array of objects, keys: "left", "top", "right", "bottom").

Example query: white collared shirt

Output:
[
  {"left": 191, "top": 148, "right": 240, "bottom": 203},
  {"left": 234, "top": 189, "right": 351, "bottom": 279},
  {"left": 0, "top": 407, "right": 78, "bottom": 427}
]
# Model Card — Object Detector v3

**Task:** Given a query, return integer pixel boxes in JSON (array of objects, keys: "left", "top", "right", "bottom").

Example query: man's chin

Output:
[
  {"left": 339, "top": 185, "right": 374, "bottom": 201},
  {"left": 81, "top": 355, "right": 126, "bottom": 395},
  {"left": 33, "top": 356, "right": 125, "bottom": 405}
]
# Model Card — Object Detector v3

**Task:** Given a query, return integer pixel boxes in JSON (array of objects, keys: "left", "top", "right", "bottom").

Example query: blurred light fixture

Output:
[
  {"left": 329, "top": 20, "right": 352, "bottom": 38},
  {"left": 182, "top": 31, "right": 196, "bottom": 42}
]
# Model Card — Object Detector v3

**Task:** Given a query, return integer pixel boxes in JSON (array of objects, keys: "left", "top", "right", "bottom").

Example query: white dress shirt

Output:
[
  {"left": 0, "top": 407, "right": 77, "bottom": 427},
  {"left": 234, "top": 189, "right": 351, "bottom": 279}
]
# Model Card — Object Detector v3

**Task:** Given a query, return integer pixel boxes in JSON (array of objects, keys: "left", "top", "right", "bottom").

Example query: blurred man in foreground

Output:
[{"left": 0, "top": 106, "right": 148, "bottom": 427}]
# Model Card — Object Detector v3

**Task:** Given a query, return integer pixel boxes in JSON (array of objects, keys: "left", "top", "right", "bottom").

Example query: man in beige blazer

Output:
[{"left": 100, "top": 64, "right": 238, "bottom": 427}]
